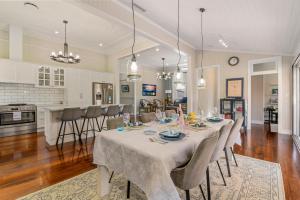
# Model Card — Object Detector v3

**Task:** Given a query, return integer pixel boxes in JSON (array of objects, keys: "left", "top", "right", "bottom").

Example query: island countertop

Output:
[{"left": 43, "top": 104, "right": 123, "bottom": 112}]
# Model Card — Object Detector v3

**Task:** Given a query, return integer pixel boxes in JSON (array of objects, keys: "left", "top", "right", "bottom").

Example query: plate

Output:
[
  {"left": 144, "top": 130, "right": 156, "bottom": 135},
  {"left": 159, "top": 133, "right": 186, "bottom": 141},
  {"left": 159, "top": 131, "right": 181, "bottom": 138},
  {"left": 207, "top": 117, "right": 223, "bottom": 122}
]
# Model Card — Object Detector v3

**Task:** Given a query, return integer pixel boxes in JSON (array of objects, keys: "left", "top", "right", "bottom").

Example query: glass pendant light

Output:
[
  {"left": 173, "top": 0, "right": 183, "bottom": 85},
  {"left": 197, "top": 8, "right": 206, "bottom": 89},
  {"left": 127, "top": 0, "right": 141, "bottom": 82}
]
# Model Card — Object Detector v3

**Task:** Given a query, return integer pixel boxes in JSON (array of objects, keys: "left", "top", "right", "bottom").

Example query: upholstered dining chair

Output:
[
  {"left": 153, "top": 99, "right": 164, "bottom": 111},
  {"left": 139, "top": 99, "right": 152, "bottom": 113},
  {"left": 210, "top": 122, "right": 233, "bottom": 186},
  {"left": 224, "top": 117, "right": 244, "bottom": 177},
  {"left": 140, "top": 112, "right": 157, "bottom": 123},
  {"left": 119, "top": 104, "right": 133, "bottom": 116},
  {"left": 107, "top": 117, "right": 124, "bottom": 130},
  {"left": 165, "top": 109, "right": 177, "bottom": 118},
  {"left": 170, "top": 132, "right": 219, "bottom": 200}
]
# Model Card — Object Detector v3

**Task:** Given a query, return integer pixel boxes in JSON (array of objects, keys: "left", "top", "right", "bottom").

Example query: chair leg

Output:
[
  {"left": 127, "top": 181, "right": 130, "bottom": 199},
  {"left": 95, "top": 117, "right": 101, "bottom": 132},
  {"left": 74, "top": 120, "right": 82, "bottom": 144},
  {"left": 108, "top": 171, "right": 114, "bottom": 183},
  {"left": 71, "top": 121, "right": 76, "bottom": 142},
  {"left": 61, "top": 122, "right": 66, "bottom": 150},
  {"left": 199, "top": 184, "right": 206, "bottom": 200},
  {"left": 206, "top": 167, "right": 211, "bottom": 200},
  {"left": 216, "top": 160, "right": 226, "bottom": 186},
  {"left": 185, "top": 190, "right": 190, "bottom": 200},
  {"left": 92, "top": 118, "right": 96, "bottom": 137},
  {"left": 224, "top": 148, "right": 231, "bottom": 177},
  {"left": 80, "top": 118, "right": 86, "bottom": 138},
  {"left": 86, "top": 119, "right": 90, "bottom": 143},
  {"left": 230, "top": 147, "right": 238, "bottom": 167},
  {"left": 101, "top": 116, "right": 106, "bottom": 130},
  {"left": 56, "top": 121, "right": 64, "bottom": 146}
]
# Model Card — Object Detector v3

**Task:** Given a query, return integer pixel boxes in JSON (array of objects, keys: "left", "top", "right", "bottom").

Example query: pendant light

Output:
[
  {"left": 50, "top": 20, "right": 80, "bottom": 64},
  {"left": 157, "top": 58, "right": 172, "bottom": 80},
  {"left": 174, "top": 0, "right": 183, "bottom": 84},
  {"left": 127, "top": 0, "right": 141, "bottom": 82},
  {"left": 197, "top": 8, "right": 206, "bottom": 89}
]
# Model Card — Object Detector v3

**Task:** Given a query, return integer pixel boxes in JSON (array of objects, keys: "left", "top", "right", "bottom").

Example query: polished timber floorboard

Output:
[{"left": 0, "top": 124, "right": 299, "bottom": 200}]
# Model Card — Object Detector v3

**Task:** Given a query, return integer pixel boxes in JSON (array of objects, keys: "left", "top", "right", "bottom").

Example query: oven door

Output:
[{"left": 0, "top": 111, "right": 36, "bottom": 126}]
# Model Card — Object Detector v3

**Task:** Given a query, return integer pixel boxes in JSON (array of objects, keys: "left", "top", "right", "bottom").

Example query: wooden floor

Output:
[{"left": 0, "top": 124, "right": 299, "bottom": 200}]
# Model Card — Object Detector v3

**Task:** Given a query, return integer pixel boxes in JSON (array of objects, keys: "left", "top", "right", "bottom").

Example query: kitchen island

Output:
[{"left": 44, "top": 104, "right": 122, "bottom": 146}]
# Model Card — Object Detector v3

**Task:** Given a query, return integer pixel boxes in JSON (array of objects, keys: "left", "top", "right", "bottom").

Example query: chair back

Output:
[
  {"left": 107, "top": 117, "right": 124, "bottom": 130},
  {"left": 140, "top": 99, "right": 151, "bottom": 107},
  {"left": 84, "top": 106, "right": 101, "bottom": 118},
  {"left": 170, "top": 132, "right": 219, "bottom": 190},
  {"left": 140, "top": 112, "right": 156, "bottom": 123},
  {"left": 122, "top": 104, "right": 133, "bottom": 114},
  {"left": 225, "top": 117, "right": 244, "bottom": 148},
  {"left": 210, "top": 122, "right": 233, "bottom": 162},
  {"left": 106, "top": 105, "right": 120, "bottom": 116},
  {"left": 165, "top": 109, "right": 176, "bottom": 117},
  {"left": 153, "top": 99, "right": 162, "bottom": 106},
  {"left": 61, "top": 107, "right": 82, "bottom": 121}
]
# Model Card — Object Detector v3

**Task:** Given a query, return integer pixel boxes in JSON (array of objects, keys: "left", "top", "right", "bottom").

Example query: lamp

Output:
[{"left": 197, "top": 8, "right": 206, "bottom": 89}]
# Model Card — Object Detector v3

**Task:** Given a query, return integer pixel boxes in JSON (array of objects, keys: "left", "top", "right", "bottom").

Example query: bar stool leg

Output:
[
  {"left": 56, "top": 121, "right": 64, "bottom": 146},
  {"left": 71, "top": 120, "right": 76, "bottom": 143},
  {"left": 61, "top": 122, "right": 66, "bottom": 150},
  {"left": 86, "top": 119, "right": 90, "bottom": 143},
  {"left": 95, "top": 117, "right": 101, "bottom": 132},
  {"left": 101, "top": 115, "right": 106, "bottom": 130},
  {"left": 92, "top": 118, "right": 95, "bottom": 137},
  {"left": 74, "top": 120, "right": 82, "bottom": 144}
]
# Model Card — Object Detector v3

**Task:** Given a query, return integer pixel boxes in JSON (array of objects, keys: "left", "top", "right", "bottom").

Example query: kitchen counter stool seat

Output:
[
  {"left": 80, "top": 106, "right": 102, "bottom": 142},
  {"left": 100, "top": 105, "right": 120, "bottom": 130},
  {"left": 56, "top": 107, "right": 82, "bottom": 150}
]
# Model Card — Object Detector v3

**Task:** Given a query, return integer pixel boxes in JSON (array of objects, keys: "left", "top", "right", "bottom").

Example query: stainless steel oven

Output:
[{"left": 0, "top": 104, "right": 37, "bottom": 137}]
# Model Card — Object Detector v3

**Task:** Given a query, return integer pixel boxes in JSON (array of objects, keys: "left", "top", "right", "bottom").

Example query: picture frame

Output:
[
  {"left": 142, "top": 84, "right": 157, "bottom": 96},
  {"left": 226, "top": 78, "right": 244, "bottom": 98},
  {"left": 121, "top": 85, "right": 129, "bottom": 92}
]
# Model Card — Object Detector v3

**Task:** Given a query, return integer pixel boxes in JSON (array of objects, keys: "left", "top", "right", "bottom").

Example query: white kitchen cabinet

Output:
[
  {"left": 0, "top": 59, "right": 17, "bottom": 83},
  {"left": 16, "top": 62, "right": 37, "bottom": 84}
]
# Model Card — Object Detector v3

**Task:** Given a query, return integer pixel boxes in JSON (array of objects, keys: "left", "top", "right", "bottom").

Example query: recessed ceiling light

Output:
[
  {"left": 99, "top": 43, "right": 103, "bottom": 47},
  {"left": 137, "top": 54, "right": 140, "bottom": 57},
  {"left": 218, "top": 39, "right": 229, "bottom": 48},
  {"left": 166, "top": 63, "right": 169, "bottom": 66},
  {"left": 54, "top": 30, "right": 59, "bottom": 34},
  {"left": 155, "top": 48, "right": 160, "bottom": 52}
]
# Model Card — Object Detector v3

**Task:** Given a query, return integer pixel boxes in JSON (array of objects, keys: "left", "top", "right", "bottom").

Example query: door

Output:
[{"left": 293, "top": 61, "right": 300, "bottom": 147}]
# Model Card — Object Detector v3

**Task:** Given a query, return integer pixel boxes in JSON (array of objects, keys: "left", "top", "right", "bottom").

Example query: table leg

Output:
[{"left": 96, "top": 165, "right": 112, "bottom": 197}]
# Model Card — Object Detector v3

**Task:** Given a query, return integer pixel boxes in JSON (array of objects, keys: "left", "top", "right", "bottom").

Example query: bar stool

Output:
[
  {"left": 80, "top": 106, "right": 102, "bottom": 142},
  {"left": 100, "top": 105, "right": 120, "bottom": 130},
  {"left": 56, "top": 107, "right": 82, "bottom": 150},
  {"left": 119, "top": 104, "right": 133, "bottom": 116}
]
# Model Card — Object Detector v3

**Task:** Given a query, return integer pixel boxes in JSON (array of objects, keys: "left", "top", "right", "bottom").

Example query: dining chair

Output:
[
  {"left": 153, "top": 99, "right": 164, "bottom": 111},
  {"left": 107, "top": 117, "right": 124, "bottom": 130},
  {"left": 224, "top": 117, "right": 244, "bottom": 177},
  {"left": 170, "top": 132, "right": 219, "bottom": 200},
  {"left": 56, "top": 107, "right": 82, "bottom": 150},
  {"left": 140, "top": 112, "right": 157, "bottom": 123},
  {"left": 139, "top": 99, "right": 152, "bottom": 113},
  {"left": 100, "top": 105, "right": 120, "bottom": 130},
  {"left": 80, "top": 106, "right": 102, "bottom": 142},
  {"left": 165, "top": 109, "right": 176, "bottom": 117},
  {"left": 209, "top": 122, "right": 233, "bottom": 186}
]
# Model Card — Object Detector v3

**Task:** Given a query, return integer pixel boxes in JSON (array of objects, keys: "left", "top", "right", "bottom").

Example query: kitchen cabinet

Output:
[
  {"left": 0, "top": 59, "right": 16, "bottom": 83},
  {"left": 220, "top": 98, "right": 247, "bottom": 128}
]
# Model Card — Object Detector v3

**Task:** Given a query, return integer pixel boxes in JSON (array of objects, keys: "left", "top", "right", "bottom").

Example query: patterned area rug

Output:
[{"left": 18, "top": 155, "right": 285, "bottom": 200}]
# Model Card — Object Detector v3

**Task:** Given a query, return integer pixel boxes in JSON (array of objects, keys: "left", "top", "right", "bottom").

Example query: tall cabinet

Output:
[{"left": 220, "top": 98, "right": 247, "bottom": 128}]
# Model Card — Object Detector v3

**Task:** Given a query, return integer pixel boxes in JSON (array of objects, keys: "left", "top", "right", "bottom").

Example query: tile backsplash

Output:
[{"left": 0, "top": 83, "right": 64, "bottom": 105}]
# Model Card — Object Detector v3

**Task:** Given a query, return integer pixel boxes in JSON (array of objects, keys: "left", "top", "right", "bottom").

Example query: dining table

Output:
[{"left": 93, "top": 119, "right": 232, "bottom": 200}]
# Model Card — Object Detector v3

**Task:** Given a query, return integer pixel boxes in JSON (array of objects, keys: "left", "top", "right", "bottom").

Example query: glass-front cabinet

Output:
[
  {"left": 293, "top": 57, "right": 300, "bottom": 149},
  {"left": 220, "top": 98, "right": 246, "bottom": 128},
  {"left": 37, "top": 66, "right": 65, "bottom": 87}
]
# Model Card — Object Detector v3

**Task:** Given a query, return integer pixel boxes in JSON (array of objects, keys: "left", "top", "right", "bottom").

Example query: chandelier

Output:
[
  {"left": 197, "top": 8, "right": 206, "bottom": 89},
  {"left": 157, "top": 58, "right": 172, "bottom": 80},
  {"left": 50, "top": 20, "right": 80, "bottom": 64}
]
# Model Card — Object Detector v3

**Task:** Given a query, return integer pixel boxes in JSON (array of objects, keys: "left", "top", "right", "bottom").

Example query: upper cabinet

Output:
[
  {"left": 37, "top": 66, "right": 65, "bottom": 88},
  {"left": 53, "top": 68, "right": 65, "bottom": 87},
  {"left": 38, "top": 66, "right": 51, "bottom": 87}
]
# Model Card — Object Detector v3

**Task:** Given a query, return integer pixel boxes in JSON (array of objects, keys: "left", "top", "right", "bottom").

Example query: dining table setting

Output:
[{"left": 93, "top": 110, "right": 232, "bottom": 200}]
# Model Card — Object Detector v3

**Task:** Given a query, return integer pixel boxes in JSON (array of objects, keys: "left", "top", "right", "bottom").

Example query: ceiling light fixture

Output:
[
  {"left": 174, "top": 0, "right": 183, "bottom": 85},
  {"left": 219, "top": 38, "right": 228, "bottom": 48},
  {"left": 155, "top": 48, "right": 160, "bottom": 52},
  {"left": 54, "top": 30, "right": 59, "bottom": 34},
  {"left": 157, "top": 58, "right": 172, "bottom": 80},
  {"left": 50, "top": 20, "right": 80, "bottom": 64},
  {"left": 127, "top": 0, "right": 141, "bottom": 81},
  {"left": 99, "top": 43, "right": 103, "bottom": 47},
  {"left": 197, "top": 8, "right": 206, "bottom": 89}
]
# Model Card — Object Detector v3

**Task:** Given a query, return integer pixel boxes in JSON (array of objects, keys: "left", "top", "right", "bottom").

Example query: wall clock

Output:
[{"left": 228, "top": 56, "right": 239, "bottom": 66}]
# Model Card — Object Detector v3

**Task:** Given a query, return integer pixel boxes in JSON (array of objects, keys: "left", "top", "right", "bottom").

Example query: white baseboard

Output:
[
  {"left": 251, "top": 120, "right": 264, "bottom": 125},
  {"left": 278, "top": 129, "right": 292, "bottom": 135}
]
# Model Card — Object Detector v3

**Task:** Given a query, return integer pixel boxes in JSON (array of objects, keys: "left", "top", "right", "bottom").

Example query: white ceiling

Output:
[
  {"left": 119, "top": 45, "right": 188, "bottom": 71},
  {"left": 0, "top": 0, "right": 153, "bottom": 55},
  {"left": 119, "top": 0, "right": 300, "bottom": 55}
]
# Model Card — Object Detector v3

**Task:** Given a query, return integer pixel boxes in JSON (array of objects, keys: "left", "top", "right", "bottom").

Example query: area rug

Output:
[{"left": 18, "top": 155, "right": 285, "bottom": 200}]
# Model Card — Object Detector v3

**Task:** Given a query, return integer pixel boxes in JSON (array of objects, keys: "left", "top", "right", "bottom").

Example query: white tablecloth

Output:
[{"left": 93, "top": 119, "right": 231, "bottom": 200}]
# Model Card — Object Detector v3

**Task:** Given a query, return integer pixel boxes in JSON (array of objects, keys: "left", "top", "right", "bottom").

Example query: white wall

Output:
[{"left": 251, "top": 75, "right": 264, "bottom": 124}]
